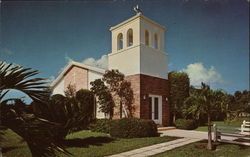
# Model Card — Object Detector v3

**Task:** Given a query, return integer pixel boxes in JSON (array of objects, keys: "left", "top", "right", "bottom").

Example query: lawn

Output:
[
  {"left": 0, "top": 129, "right": 177, "bottom": 157},
  {"left": 153, "top": 140, "right": 250, "bottom": 157},
  {"left": 0, "top": 129, "right": 31, "bottom": 157},
  {"left": 195, "top": 118, "right": 249, "bottom": 132}
]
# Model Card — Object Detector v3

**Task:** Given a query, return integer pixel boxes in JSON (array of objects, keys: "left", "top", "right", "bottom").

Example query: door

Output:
[{"left": 149, "top": 95, "right": 162, "bottom": 124}]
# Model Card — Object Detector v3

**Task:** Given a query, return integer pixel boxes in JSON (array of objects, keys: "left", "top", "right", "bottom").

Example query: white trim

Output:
[
  {"left": 108, "top": 44, "right": 140, "bottom": 57},
  {"left": 149, "top": 94, "right": 162, "bottom": 125},
  {"left": 108, "top": 44, "right": 168, "bottom": 57}
]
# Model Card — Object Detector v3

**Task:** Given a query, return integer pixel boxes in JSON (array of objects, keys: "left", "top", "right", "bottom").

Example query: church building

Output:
[{"left": 51, "top": 9, "right": 170, "bottom": 126}]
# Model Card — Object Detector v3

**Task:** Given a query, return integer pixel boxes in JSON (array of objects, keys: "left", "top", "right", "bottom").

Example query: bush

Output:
[
  {"left": 88, "top": 119, "right": 113, "bottom": 134},
  {"left": 175, "top": 119, "right": 198, "bottom": 130},
  {"left": 32, "top": 89, "right": 96, "bottom": 140},
  {"left": 76, "top": 89, "right": 95, "bottom": 117},
  {"left": 110, "top": 118, "right": 158, "bottom": 138}
]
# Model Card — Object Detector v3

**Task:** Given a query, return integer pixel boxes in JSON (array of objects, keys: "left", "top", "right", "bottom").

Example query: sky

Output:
[{"left": 0, "top": 0, "right": 249, "bottom": 101}]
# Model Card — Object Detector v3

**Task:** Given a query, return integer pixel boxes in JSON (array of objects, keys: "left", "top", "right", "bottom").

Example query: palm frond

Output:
[
  {"left": 0, "top": 61, "right": 49, "bottom": 102},
  {"left": 0, "top": 62, "right": 72, "bottom": 156},
  {"left": 0, "top": 90, "right": 9, "bottom": 100}
]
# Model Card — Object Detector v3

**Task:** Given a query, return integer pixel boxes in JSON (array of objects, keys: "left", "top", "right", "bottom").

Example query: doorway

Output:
[{"left": 149, "top": 95, "right": 162, "bottom": 124}]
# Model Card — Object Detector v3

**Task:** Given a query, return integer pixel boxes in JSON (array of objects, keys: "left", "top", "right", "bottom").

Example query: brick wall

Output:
[
  {"left": 64, "top": 66, "right": 88, "bottom": 92},
  {"left": 60, "top": 69, "right": 171, "bottom": 126},
  {"left": 139, "top": 74, "right": 170, "bottom": 126},
  {"left": 125, "top": 75, "right": 141, "bottom": 118},
  {"left": 125, "top": 74, "right": 170, "bottom": 126}
]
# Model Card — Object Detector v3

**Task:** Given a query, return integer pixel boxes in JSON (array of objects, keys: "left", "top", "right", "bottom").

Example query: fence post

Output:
[
  {"left": 241, "top": 124, "right": 244, "bottom": 134},
  {"left": 241, "top": 120, "right": 246, "bottom": 134},
  {"left": 213, "top": 124, "right": 217, "bottom": 142}
]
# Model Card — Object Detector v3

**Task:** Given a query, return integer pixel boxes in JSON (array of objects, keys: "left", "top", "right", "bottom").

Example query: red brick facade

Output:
[
  {"left": 126, "top": 74, "right": 170, "bottom": 126},
  {"left": 62, "top": 66, "right": 170, "bottom": 126},
  {"left": 64, "top": 66, "right": 88, "bottom": 91},
  {"left": 125, "top": 75, "right": 141, "bottom": 118}
]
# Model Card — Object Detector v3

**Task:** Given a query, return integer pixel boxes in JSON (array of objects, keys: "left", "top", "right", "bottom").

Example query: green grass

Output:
[
  {"left": 0, "top": 129, "right": 31, "bottom": 157},
  {"left": 195, "top": 118, "right": 249, "bottom": 132},
  {"left": 153, "top": 140, "right": 250, "bottom": 157},
  {"left": 1, "top": 129, "right": 177, "bottom": 157}
]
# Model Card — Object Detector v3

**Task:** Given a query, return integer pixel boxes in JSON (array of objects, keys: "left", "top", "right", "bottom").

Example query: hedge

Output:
[
  {"left": 110, "top": 118, "right": 158, "bottom": 138},
  {"left": 175, "top": 119, "right": 198, "bottom": 130},
  {"left": 88, "top": 119, "right": 112, "bottom": 134}
]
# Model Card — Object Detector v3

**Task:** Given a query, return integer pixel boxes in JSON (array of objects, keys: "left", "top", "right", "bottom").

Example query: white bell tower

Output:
[
  {"left": 108, "top": 7, "right": 171, "bottom": 125},
  {"left": 108, "top": 8, "right": 168, "bottom": 79}
]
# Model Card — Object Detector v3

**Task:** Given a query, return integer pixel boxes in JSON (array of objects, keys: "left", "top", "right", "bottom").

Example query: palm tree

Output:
[
  {"left": 0, "top": 61, "right": 69, "bottom": 157},
  {"left": 0, "top": 62, "right": 49, "bottom": 102},
  {"left": 184, "top": 82, "right": 221, "bottom": 150}
]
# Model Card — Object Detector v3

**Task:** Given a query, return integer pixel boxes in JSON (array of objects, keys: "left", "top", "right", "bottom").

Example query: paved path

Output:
[
  {"left": 108, "top": 129, "right": 238, "bottom": 157},
  {"left": 159, "top": 129, "right": 237, "bottom": 141},
  {"left": 108, "top": 137, "right": 201, "bottom": 157}
]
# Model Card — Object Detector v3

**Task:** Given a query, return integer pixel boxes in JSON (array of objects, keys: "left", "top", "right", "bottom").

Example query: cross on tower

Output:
[{"left": 133, "top": 5, "right": 142, "bottom": 14}]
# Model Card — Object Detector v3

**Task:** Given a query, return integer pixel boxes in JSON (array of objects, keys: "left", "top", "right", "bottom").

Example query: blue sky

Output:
[{"left": 0, "top": 0, "right": 249, "bottom": 99}]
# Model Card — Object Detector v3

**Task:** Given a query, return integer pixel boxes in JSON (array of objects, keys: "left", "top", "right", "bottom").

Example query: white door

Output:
[{"left": 149, "top": 95, "right": 162, "bottom": 125}]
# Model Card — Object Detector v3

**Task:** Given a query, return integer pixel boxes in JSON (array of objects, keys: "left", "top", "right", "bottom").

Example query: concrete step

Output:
[{"left": 158, "top": 126, "right": 176, "bottom": 131}]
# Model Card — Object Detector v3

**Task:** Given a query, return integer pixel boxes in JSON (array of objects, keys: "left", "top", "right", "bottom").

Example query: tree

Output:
[
  {"left": 33, "top": 86, "right": 95, "bottom": 140},
  {"left": 0, "top": 62, "right": 49, "bottom": 102},
  {"left": 64, "top": 84, "right": 76, "bottom": 98},
  {"left": 233, "top": 90, "right": 250, "bottom": 119},
  {"left": 184, "top": 82, "right": 222, "bottom": 150},
  {"left": 221, "top": 90, "right": 250, "bottom": 122},
  {"left": 208, "top": 90, "right": 227, "bottom": 121},
  {"left": 168, "top": 71, "right": 190, "bottom": 124},
  {"left": 103, "top": 70, "right": 134, "bottom": 118},
  {"left": 118, "top": 81, "right": 134, "bottom": 117},
  {"left": 91, "top": 70, "right": 134, "bottom": 119},
  {"left": 0, "top": 61, "right": 68, "bottom": 157},
  {"left": 90, "top": 79, "right": 115, "bottom": 119},
  {"left": 75, "top": 89, "right": 95, "bottom": 129}
]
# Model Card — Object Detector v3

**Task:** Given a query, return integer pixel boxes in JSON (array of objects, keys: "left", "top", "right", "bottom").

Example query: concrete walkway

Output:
[
  {"left": 159, "top": 129, "right": 237, "bottom": 141},
  {"left": 108, "top": 129, "right": 238, "bottom": 157},
  {"left": 108, "top": 137, "right": 201, "bottom": 157}
]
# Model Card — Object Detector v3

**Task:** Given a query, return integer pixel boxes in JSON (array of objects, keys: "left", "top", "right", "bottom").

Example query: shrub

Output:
[
  {"left": 32, "top": 89, "right": 95, "bottom": 140},
  {"left": 76, "top": 89, "right": 95, "bottom": 117},
  {"left": 110, "top": 118, "right": 158, "bottom": 138},
  {"left": 88, "top": 119, "right": 113, "bottom": 134},
  {"left": 175, "top": 119, "right": 198, "bottom": 130}
]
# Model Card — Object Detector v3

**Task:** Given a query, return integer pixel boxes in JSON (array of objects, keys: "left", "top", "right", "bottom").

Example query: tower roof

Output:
[{"left": 110, "top": 13, "right": 166, "bottom": 31}]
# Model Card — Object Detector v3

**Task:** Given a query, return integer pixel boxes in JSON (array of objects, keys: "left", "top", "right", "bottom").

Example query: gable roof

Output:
[{"left": 50, "top": 61, "right": 106, "bottom": 88}]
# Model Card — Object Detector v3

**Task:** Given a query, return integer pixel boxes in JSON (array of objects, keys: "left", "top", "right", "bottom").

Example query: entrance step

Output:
[{"left": 158, "top": 127, "right": 176, "bottom": 131}]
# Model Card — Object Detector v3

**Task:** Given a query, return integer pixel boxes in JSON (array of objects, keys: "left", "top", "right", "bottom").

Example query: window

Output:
[
  {"left": 127, "top": 29, "right": 133, "bottom": 47},
  {"left": 145, "top": 30, "right": 149, "bottom": 46},
  {"left": 149, "top": 97, "right": 152, "bottom": 119},
  {"left": 154, "top": 33, "right": 158, "bottom": 49},
  {"left": 117, "top": 33, "right": 123, "bottom": 50},
  {"left": 154, "top": 97, "right": 159, "bottom": 119}
]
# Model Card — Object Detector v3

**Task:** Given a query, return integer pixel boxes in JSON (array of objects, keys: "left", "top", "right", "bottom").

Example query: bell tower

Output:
[
  {"left": 108, "top": 10, "right": 168, "bottom": 79},
  {"left": 108, "top": 7, "right": 170, "bottom": 126}
]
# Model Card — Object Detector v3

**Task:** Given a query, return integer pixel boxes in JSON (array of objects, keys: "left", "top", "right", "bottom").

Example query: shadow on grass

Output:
[
  {"left": 196, "top": 140, "right": 250, "bottom": 150},
  {"left": 61, "top": 136, "right": 115, "bottom": 148},
  {"left": 2, "top": 146, "right": 20, "bottom": 153},
  {"left": 194, "top": 140, "right": 226, "bottom": 150}
]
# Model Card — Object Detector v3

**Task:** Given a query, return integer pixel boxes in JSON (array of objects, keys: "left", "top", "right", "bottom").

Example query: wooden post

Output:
[
  {"left": 241, "top": 120, "right": 246, "bottom": 134},
  {"left": 213, "top": 124, "right": 217, "bottom": 142},
  {"left": 241, "top": 124, "right": 244, "bottom": 134}
]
